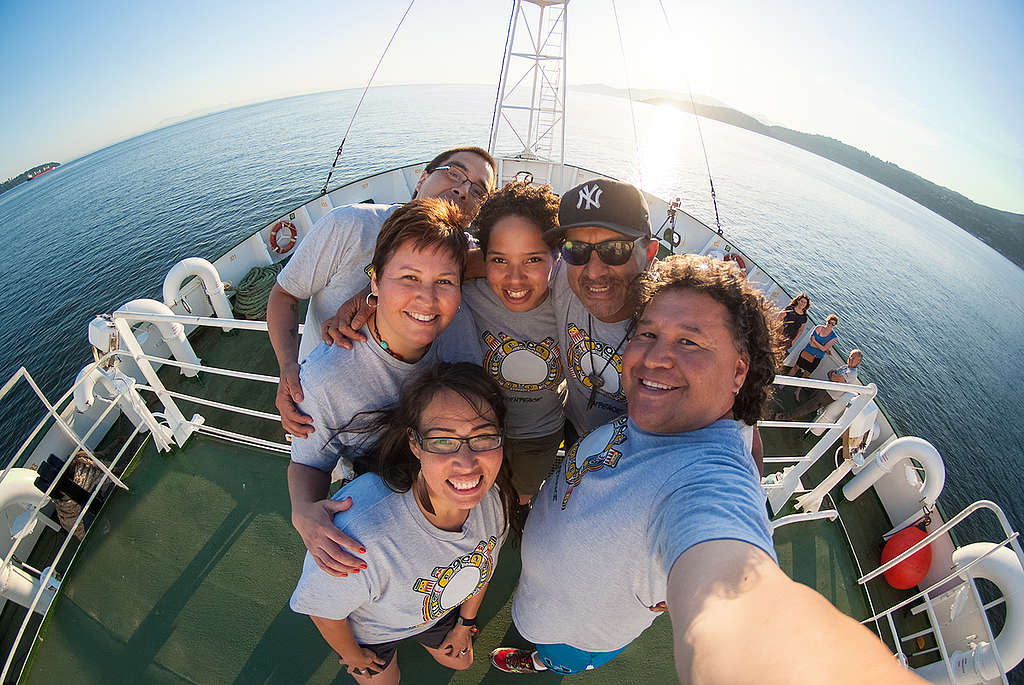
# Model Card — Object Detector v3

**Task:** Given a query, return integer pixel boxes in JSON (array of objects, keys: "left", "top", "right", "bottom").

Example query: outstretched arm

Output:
[
  {"left": 667, "top": 540, "right": 924, "bottom": 685},
  {"left": 267, "top": 283, "right": 314, "bottom": 437}
]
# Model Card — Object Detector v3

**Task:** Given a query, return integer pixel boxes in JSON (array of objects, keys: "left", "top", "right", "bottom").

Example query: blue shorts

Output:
[{"left": 535, "top": 642, "right": 628, "bottom": 674}]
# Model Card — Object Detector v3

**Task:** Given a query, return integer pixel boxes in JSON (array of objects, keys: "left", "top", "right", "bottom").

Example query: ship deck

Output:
[{"left": 12, "top": 324, "right": 929, "bottom": 683}]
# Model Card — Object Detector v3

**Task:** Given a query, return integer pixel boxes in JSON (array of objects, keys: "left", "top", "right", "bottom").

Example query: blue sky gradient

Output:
[{"left": 2, "top": 0, "right": 1022, "bottom": 212}]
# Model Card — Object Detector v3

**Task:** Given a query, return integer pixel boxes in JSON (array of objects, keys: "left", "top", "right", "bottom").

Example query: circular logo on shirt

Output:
[
  {"left": 412, "top": 537, "right": 497, "bottom": 623},
  {"left": 482, "top": 331, "right": 562, "bottom": 392}
]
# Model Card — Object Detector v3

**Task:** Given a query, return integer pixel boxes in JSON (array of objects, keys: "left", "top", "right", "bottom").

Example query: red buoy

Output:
[{"left": 881, "top": 526, "right": 932, "bottom": 589}]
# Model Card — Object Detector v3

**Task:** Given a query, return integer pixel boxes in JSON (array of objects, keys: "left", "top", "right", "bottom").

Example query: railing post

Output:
[{"left": 111, "top": 318, "right": 201, "bottom": 448}]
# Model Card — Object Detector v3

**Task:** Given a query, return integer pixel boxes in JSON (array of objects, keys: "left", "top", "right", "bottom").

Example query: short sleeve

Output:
[
  {"left": 277, "top": 209, "right": 355, "bottom": 300},
  {"left": 290, "top": 552, "right": 373, "bottom": 620},
  {"left": 649, "top": 454, "right": 775, "bottom": 578}
]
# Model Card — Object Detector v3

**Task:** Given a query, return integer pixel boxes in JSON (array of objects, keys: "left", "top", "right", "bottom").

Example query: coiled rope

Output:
[{"left": 233, "top": 263, "right": 283, "bottom": 320}]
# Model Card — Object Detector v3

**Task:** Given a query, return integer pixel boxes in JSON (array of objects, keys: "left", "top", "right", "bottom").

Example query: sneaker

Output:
[{"left": 490, "top": 647, "right": 545, "bottom": 674}]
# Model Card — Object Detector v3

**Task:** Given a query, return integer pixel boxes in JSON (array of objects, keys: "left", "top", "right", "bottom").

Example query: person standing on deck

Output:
[
  {"left": 267, "top": 146, "right": 496, "bottom": 437},
  {"left": 545, "top": 179, "right": 659, "bottom": 438}
]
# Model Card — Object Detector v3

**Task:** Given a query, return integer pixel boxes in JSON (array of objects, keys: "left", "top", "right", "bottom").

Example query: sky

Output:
[{"left": 2, "top": 0, "right": 1022, "bottom": 213}]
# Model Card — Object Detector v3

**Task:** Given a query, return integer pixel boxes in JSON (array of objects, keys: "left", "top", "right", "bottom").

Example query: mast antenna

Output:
[{"left": 488, "top": 0, "right": 569, "bottom": 164}]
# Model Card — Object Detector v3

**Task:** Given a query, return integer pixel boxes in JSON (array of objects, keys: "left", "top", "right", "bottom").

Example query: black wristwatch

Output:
[{"left": 456, "top": 615, "right": 478, "bottom": 628}]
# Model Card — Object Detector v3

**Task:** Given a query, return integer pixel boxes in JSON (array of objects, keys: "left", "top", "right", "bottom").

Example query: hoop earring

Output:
[{"left": 366, "top": 292, "right": 378, "bottom": 307}]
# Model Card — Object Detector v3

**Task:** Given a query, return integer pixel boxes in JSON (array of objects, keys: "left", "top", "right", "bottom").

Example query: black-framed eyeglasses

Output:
[
  {"left": 409, "top": 429, "right": 503, "bottom": 454},
  {"left": 561, "top": 237, "right": 641, "bottom": 267},
  {"left": 431, "top": 165, "right": 489, "bottom": 203}
]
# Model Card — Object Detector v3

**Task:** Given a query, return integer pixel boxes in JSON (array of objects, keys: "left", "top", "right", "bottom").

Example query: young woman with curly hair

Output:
[{"left": 462, "top": 181, "right": 566, "bottom": 503}]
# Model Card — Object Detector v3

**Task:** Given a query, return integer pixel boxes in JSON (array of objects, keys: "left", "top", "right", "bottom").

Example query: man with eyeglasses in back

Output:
[
  {"left": 545, "top": 179, "right": 660, "bottom": 439},
  {"left": 268, "top": 146, "right": 496, "bottom": 437}
]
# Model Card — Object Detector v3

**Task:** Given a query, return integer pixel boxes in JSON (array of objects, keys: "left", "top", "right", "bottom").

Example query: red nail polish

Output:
[
  {"left": 359, "top": 548, "right": 367, "bottom": 554},
  {"left": 360, "top": 563, "right": 367, "bottom": 569},
  {"left": 352, "top": 568, "right": 360, "bottom": 574}
]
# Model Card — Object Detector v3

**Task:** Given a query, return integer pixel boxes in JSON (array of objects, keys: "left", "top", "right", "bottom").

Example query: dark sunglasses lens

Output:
[
  {"left": 596, "top": 241, "right": 633, "bottom": 266},
  {"left": 561, "top": 240, "right": 592, "bottom": 266}
]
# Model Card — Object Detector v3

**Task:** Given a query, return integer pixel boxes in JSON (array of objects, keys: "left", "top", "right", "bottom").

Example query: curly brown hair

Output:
[
  {"left": 473, "top": 181, "right": 561, "bottom": 254},
  {"left": 633, "top": 254, "right": 783, "bottom": 424}
]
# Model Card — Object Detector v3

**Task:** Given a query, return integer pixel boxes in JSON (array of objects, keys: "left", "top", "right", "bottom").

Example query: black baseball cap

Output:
[{"left": 546, "top": 179, "right": 651, "bottom": 244}]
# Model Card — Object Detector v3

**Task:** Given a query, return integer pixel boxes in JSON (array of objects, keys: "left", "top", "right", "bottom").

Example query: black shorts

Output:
[
  {"left": 358, "top": 609, "right": 459, "bottom": 673},
  {"left": 795, "top": 353, "right": 823, "bottom": 374}
]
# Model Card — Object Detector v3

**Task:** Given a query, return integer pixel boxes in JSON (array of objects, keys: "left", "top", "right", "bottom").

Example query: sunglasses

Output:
[
  {"left": 408, "top": 429, "right": 503, "bottom": 454},
  {"left": 561, "top": 237, "right": 642, "bottom": 267}
]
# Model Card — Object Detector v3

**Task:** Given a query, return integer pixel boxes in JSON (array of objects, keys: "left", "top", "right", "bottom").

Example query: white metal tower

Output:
[{"left": 488, "top": 0, "right": 568, "bottom": 164}]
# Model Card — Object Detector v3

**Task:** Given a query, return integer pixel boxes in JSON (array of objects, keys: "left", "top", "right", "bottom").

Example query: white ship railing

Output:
[
  {"left": 0, "top": 361, "right": 150, "bottom": 681},
  {"left": 857, "top": 501, "right": 1023, "bottom": 684}
]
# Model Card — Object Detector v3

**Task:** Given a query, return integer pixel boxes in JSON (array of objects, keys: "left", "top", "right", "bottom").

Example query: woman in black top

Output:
[{"left": 778, "top": 293, "right": 810, "bottom": 352}]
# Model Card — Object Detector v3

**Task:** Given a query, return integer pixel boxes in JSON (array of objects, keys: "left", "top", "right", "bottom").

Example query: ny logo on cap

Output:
[{"left": 576, "top": 184, "right": 603, "bottom": 210}]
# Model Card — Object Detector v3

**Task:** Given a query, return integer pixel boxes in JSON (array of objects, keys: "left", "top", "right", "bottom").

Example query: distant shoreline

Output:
[
  {"left": 0, "top": 163, "right": 60, "bottom": 196},
  {"left": 576, "top": 85, "right": 1024, "bottom": 269}
]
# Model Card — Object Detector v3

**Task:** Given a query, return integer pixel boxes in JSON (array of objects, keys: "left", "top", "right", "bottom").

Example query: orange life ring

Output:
[
  {"left": 723, "top": 252, "right": 747, "bottom": 272},
  {"left": 269, "top": 220, "right": 297, "bottom": 254}
]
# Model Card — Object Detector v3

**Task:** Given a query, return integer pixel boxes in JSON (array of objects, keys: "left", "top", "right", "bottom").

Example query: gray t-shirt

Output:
[
  {"left": 277, "top": 203, "right": 398, "bottom": 362},
  {"left": 461, "top": 279, "right": 566, "bottom": 439},
  {"left": 289, "top": 307, "right": 481, "bottom": 471},
  {"left": 511, "top": 418, "right": 776, "bottom": 652},
  {"left": 290, "top": 474, "right": 507, "bottom": 645},
  {"left": 550, "top": 267, "right": 631, "bottom": 433}
]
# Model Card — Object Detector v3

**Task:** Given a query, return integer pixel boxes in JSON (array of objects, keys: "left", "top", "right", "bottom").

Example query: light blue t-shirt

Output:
[
  {"left": 290, "top": 474, "right": 507, "bottom": 645},
  {"left": 511, "top": 418, "right": 776, "bottom": 652}
]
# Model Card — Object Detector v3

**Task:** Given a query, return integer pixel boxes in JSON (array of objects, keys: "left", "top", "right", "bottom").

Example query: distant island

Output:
[
  {"left": 0, "top": 163, "right": 61, "bottom": 196},
  {"left": 576, "top": 85, "right": 1024, "bottom": 269}
]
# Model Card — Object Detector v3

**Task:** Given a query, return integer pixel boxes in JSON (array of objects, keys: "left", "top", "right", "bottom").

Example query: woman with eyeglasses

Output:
[{"left": 291, "top": 362, "right": 522, "bottom": 683}]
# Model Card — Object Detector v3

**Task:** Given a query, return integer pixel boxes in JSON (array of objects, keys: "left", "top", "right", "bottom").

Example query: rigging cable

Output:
[
  {"left": 655, "top": 0, "right": 720, "bottom": 232},
  {"left": 656, "top": 0, "right": 723, "bottom": 234},
  {"left": 610, "top": 0, "right": 644, "bottom": 190},
  {"left": 320, "top": 0, "right": 417, "bottom": 196},
  {"left": 488, "top": 0, "right": 517, "bottom": 156}
]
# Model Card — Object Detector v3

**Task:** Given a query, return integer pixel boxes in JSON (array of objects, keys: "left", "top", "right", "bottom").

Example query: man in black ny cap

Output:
[{"left": 545, "top": 178, "right": 659, "bottom": 436}]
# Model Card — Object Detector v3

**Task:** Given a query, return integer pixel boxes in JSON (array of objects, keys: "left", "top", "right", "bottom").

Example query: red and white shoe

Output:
[{"left": 490, "top": 647, "right": 546, "bottom": 674}]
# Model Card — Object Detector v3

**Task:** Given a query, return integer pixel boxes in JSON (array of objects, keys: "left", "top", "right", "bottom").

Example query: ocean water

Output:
[{"left": 1, "top": 84, "right": 1022, "bottom": 550}]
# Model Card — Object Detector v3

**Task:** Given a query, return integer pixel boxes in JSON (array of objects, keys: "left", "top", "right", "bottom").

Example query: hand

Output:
[
  {"left": 340, "top": 646, "right": 387, "bottom": 678},
  {"left": 322, "top": 291, "right": 375, "bottom": 348},
  {"left": 292, "top": 496, "right": 367, "bottom": 576},
  {"left": 276, "top": 363, "right": 314, "bottom": 437},
  {"left": 439, "top": 624, "right": 475, "bottom": 662}
]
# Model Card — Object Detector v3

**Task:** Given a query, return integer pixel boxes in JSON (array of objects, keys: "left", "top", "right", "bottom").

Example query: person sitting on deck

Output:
[
  {"left": 489, "top": 255, "right": 924, "bottom": 685},
  {"left": 290, "top": 363, "right": 523, "bottom": 684},
  {"left": 287, "top": 199, "right": 481, "bottom": 577},
  {"left": 777, "top": 348, "right": 863, "bottom": 422},
  {"left": 268, "top": 146, "right": 496, "bottom": 437}
]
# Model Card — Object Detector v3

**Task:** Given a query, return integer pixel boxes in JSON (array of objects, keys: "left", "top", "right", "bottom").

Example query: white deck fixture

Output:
[
  {"left": 843, "top": 437, "right": 946, "bottom": 535},
  {"left": 916, "top": 543, "right": 1024, "bottom": 684},
  {"left": 73, "top": 366, "right": 151, "bottom": 435},
  {"left": 0, "top": 468, "right": 60, "bottom": 614},
  {"left": 162, "top": 258, "right": 233, "bottom": 332},
  {"left": 119, "top": 299, "right": 201, "bottom": 377},
  {"left": 0, "top": 562, "right": 58, "bottom": 616},
  {"left": 488, "top": 0, "right": 568, "bottom": 164}
]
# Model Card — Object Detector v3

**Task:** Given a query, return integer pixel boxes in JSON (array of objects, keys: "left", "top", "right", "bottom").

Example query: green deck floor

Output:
[{"left": 16, "top": 324, "right": 930, "bottom": 682}]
